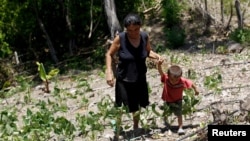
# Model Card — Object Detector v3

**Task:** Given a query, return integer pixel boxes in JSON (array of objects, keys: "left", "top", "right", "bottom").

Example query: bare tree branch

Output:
[
  {"left": 226, "top": 2, "right": 233, "bottom": 30},
  {"left": 235, "top": 0, "right": 243, "bottom": 29},
  {"left": 88, "top": 0, "right": 93, "bottom": 39}
]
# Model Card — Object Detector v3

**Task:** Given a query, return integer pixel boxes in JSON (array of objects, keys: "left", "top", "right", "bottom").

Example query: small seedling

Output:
[{"left": 36, "top": 62, "right": 59, "bottom": 93}]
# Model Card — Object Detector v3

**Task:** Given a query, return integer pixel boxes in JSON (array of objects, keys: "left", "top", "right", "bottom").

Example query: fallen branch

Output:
[
  {"left": 177, "top": 110, "right": 239, "bottom": 141},
  {"left": 92, "top": 85, "right": 112, "bottom": 91},
  {"left": 196, "top": 99, "right": 242, "bottom": 112},
  {"left": 203, "top": 61, "right": 250, "bottom": 70},
  {"left": 177, "top": 126, "right": 207, "bottom": 141},
  {"left": 203, "top": 84, "right": 250, "bottom": 97},
  {"left": 143, "top": 3, "right": 161, "bottom": 14}
]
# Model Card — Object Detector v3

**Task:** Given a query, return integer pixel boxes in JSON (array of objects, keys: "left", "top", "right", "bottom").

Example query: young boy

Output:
[{"left": 157, "top": 61, "right": 199, "bottom": 135}]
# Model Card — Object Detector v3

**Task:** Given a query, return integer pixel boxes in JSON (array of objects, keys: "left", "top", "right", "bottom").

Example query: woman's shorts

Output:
[{"left": 115, "top": 79, "right": 149, "bottom": 113}]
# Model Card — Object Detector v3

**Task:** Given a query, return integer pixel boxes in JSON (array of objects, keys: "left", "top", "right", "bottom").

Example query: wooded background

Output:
[{"left": 0, "top": 0, "right": 249, "bottom": 89}]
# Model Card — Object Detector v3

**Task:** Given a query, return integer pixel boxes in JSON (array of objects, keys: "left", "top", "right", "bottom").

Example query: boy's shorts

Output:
[{"left": 166, "top": 100, "right": 182, "bottom": 116}]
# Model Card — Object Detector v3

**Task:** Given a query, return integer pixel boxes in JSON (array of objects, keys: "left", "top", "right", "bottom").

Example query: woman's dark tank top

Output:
[{"left": 116, "top": 31, "right": 149, "bottom": 82}]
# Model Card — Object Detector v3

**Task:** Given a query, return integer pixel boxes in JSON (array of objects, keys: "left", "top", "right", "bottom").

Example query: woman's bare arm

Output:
[{"left": 105, "top": 36, "right": 120, "bottom": 87}]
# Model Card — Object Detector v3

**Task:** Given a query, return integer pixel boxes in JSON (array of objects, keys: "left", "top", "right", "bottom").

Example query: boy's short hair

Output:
[{"left": 168, "top": 65, "right": 182, "bottom": 77}]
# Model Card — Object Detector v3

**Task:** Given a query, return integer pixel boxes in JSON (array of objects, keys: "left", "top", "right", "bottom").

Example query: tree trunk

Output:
[
  {"left": 226, "top": 2, "right": 233, "bottom": 30},
  {"left": 235, "top": 0, "right": 243, "bottom": 29},
  {"left": 32, "top": 0, "right": 59, "bottom": 64},
  {"left": 103, "top": 0, "right": 122, "bottom": 77},
  {"left": 220, "top": 0, "right": 224, "bottom": 23},
  {"left": 104, "top": 0, "right": 122, "bottom": 40},
  {"left": 58, "top": 0, "right": 75, "bottom": 56}
]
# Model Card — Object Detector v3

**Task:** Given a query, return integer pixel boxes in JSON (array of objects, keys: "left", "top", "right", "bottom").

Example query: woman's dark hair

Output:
[{"left": 123, "top": 13, "right": 142, "bottom": 28}]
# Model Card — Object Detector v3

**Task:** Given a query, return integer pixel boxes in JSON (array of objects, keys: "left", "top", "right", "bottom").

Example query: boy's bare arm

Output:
[
  {"left": 192, "top": 83, "right": 199, "bottom": 95},
  {"left": 157, "top": 61, "right": 164, "bottom": 76}
]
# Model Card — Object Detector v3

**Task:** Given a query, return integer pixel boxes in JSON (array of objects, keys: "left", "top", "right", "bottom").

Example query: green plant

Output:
[
  {"left": 161, "top": 103, "right": 174, "bottom": 124},
  {"left": 216, "top": 45, "right": 228, "bottom": 54},
  {"left": 76, "top": 111, "right": 104, "bottom": 140},
  {"left": 161, "top": 0, "right": 182, "bottom": 27},
  {"left": 24, "top": 87, "right": 31, "bottom": 104},
  {"left": 204, "top": 71, "right": 223, "bottom": 94},
  {"left": 0, "top": 33, "right": 12, "bottom": 58},
  {"left": 21, "top": 106, "right": 54, "bottom": 140},
  {"left": 0, "top": 110, "right": 18, "bottom": 138},
  {"left": 187, "top": 69, "right": 197, "bottom": 80},
  {"left": 76, "top": 78, "right": 92, "bottom": 92},
  {"left": 53, "top": 117, "right": 76, "bottom": 138},
  {"left": 140, "top": 105, "right": 158, "bottom": 131},
  {"left": 170, "top": 54, "right": 181, "bottom": 64},
  {"left": 161, "top": 0, "right": 186, "bottom": 49},
  {"left": 229, "top": 28, "right": 250, "bottom": 44},
  {"left": 165, "top": 27, "right": 186, "bottom": 48},
  {"left": 92, "top": 46, "right": 106, "bottom": 65},
  {"left": 100, "top": 97, "right": 125, "bottom": 135},
  {"left": 147, "top": 82, "right": 152, "bottom": 94},
  {"left": 36, "top": 62, "right": 59, "bottom": 93},
  {"left": 182, "top": 89, "right": 201, "bottom": 118},
  {"left": 155, "top": 44, "right": 165, "bottom": 53}
]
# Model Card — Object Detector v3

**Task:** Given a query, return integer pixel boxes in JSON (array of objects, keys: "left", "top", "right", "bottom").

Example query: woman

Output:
[{"left": 105, "top": 13, "right": 163, "bottom": 131}]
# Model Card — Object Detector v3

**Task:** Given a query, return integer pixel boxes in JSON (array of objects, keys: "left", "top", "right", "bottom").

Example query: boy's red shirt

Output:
[{"left": 161, "top": 74, "right": 193, "bottom": 102}]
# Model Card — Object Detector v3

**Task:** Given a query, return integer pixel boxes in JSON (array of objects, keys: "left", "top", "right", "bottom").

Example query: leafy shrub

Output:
[
  {"left": 165, "top": 27, "right": 186, "bottom": 48},
  {"left": 161, "top": 0, "right": 182, "bottom": 27},
  {"left": 182, "top": 89, "right": 200, "bottom": 116},
  {"left": 229, "top": 28, "right": 250, "bottom": 44}
]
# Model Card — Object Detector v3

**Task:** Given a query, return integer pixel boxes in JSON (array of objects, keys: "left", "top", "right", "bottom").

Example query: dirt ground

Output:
[
  {"left": 74, "top": 43, "right": 250, "bottom": 141},
  {"left": 77, "top": 11, "right": 250, "bottom": 140},
  {"left": 3, "top": 24, "right": 250, "bottom": 141},
  {"left": 71, "top": 16, "right": 250, "bottom": 140}
]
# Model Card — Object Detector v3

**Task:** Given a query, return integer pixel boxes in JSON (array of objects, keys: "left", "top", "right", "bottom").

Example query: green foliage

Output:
[
  {"left": 36, "top": 62, "right": 59, "bottom": 81},
  {"left": 161, "top": 104, "right": 173, "bottom": 123},
  {"left": 229, "top": 28, "right": 250, "bottom": 44},
  {"left": 216, "top": 45, "right": 228, "bottom": 54},
  {"left": 204, "top": 71, "right": 223, "bottom": 94},
  {"left": 76, "top": 78, "right": 92, "bottom": 92},
  {"left": 21, "top": 107, "right": 54, "bottom": 140},
  {"left": 0, "top": 110, "right": 18, "bottom": 137},
  {"left": 140, "top": 106, "right": 158, "bottom": 130},
  {"left": 0, "top": 0, "right": 160, "bottom": 70},
  {"left": 170, "top": 54, "right": 181, "bottom": 64},
  {"left": 53, "top": 117, "right": 76, "bottom": 137},
  {"left": 92, "top": 45, "right": 106, "bottom": 65},
  {"left": 36, "top": 61, "right": 59, "bottom": 92},
  {"left": 97, "top": 96, "right": 128, "bottom": 137},
  {"left": 161, "top": 0, "right": 186, "bottom": 48},
  {"left": 165, "top": 27, "right": 186, "bottom": 48},
  {"left": 147, "top": 82, "right": 152, "bottom": 94},
  {"left": 76, "top": 111, "right": 105, "bottom": 139},
  {"left": 187, "top": 69, "right": 197, "bottom": 80},
  {"left": 0, "top": 0, "right": 20, "bottom": 59},
  {"left": 161, "top": 0, "right": 182, "bottom": 27},
  {"left": 155, "top": 44, "right": 165, "bottom": 53},
  {"left": 115, "top": 0, "right": 141, "bottom": 22},
  {"left": 182, "top": 89, "right": 201, "bottom": 116},
  {"left": 0, "top": 60, "right": 14, "bottom": 90},
  {"left": 0, "top": 38, "right": 12, "bottom": 58},
  {"left": 155, "top": 44, "right": 171, "bottom": 53}
]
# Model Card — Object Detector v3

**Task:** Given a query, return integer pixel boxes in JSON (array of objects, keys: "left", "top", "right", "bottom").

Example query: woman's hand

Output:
[{"left": 106, "top": 71, "right": 114, "bottom": 87}]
